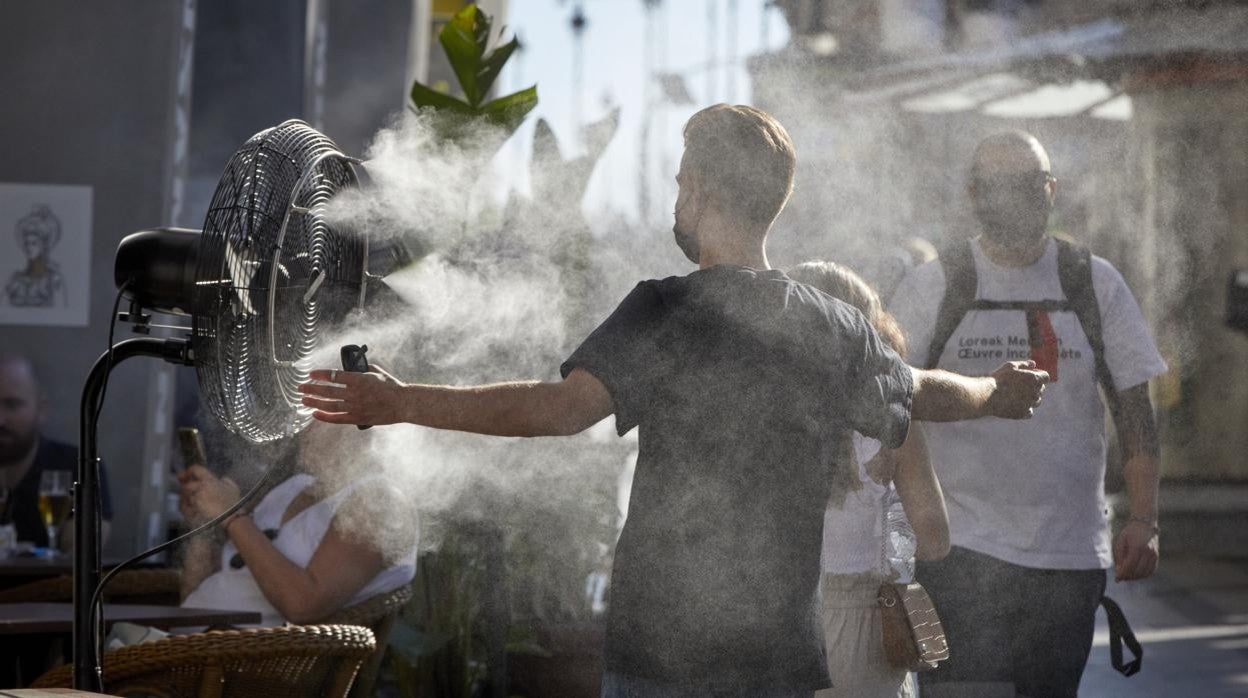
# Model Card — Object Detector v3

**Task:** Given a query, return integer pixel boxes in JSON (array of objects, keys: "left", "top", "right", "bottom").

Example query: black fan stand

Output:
[{"left": 75, "top": 336, "right": 192, "bottom": 690}]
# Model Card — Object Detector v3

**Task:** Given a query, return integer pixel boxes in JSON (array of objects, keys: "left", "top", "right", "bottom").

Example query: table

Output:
[
  {"left": 1, "top": 690, "right": 115, "bottom": 697},
  {"left": 0, "top": 556, "right": 79, "bottom": 580},
  {"left": 0, "top": 557, "right": 160, "bottom": 595},
  {"left": 0, "top": 603, "right": 262, "bottom": 635},
  {"left": 0, "top": 556, "right": 133, "bottom": 579}
]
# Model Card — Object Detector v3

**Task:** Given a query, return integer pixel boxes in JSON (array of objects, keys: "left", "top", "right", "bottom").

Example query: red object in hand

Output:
[{"left": 1026, "top": 310, "right": 1059, "bottom": 382}]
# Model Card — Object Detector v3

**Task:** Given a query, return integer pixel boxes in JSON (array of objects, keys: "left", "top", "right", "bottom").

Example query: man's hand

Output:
[
  {"left": 983, "top": 360, "right": 1050, "bottom": 419},
  {"left": 298, "top": 365, "right": 409, "bottom": 426},
  {"left": 1113, "top": 520, "right": 1159, "bottom": 581},
  {"left": 911, "top": 362, "right": 1049, "bottom": 423}
]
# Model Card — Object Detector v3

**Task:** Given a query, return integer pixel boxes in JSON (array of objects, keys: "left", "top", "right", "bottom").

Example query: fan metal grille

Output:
[{"left": 193, "top": 120, "right": 364, "bottom": 443}]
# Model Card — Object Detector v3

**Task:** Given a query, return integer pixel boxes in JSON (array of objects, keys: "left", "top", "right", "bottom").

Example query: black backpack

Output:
[
  {"left": 926, "top": 236, "right": 1143, "bottom": 677},
  {"left": 925, "top": 236, "right": 1116, "bottom": 408}
]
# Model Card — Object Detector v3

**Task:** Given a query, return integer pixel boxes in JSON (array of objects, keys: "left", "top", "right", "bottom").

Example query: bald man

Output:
[
  {"left": 0, "top": 354, "right": 112, "bottom": 550},
  {"left": 889, "top": 132, "right": 1166, "bottom": 697}
]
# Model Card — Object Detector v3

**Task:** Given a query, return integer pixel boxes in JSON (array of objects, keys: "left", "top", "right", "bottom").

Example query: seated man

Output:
[
  {"left": 177, "top": 422, "right": 418, "bottom": 626},
  {"left": 0, "top": 353, "right": 112, "bottom": 550}
]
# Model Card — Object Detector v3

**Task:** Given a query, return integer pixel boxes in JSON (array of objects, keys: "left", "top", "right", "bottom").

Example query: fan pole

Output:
[{"left": 74, "top": 337, "right": 192, "bottom": 690}]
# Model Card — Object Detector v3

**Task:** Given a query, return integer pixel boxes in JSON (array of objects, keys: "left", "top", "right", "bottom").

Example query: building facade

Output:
[{"left": 752, "top": 0, "right": 1248, "bottom": 484}]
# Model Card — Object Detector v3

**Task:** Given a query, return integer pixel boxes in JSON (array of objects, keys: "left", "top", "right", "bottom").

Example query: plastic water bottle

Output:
[{"left": 884, "top": 486, "right": 917, "bottom": 583}]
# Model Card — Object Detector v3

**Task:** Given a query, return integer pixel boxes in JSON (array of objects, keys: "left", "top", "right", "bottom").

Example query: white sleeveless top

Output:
[
  {"left": 183, "top": 473, "right": 419, "bottom": 627},
  {"left": 820, "top": 433, "right": 890, "bottom": 577}
]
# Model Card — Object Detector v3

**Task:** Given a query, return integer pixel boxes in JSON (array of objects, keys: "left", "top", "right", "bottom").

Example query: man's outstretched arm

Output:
[
  {"left": 298, "top": 366, "right": 615, "bottom": 437},
  {"left": 910, "top": 360, "right": 1050, "bottom": 422}
]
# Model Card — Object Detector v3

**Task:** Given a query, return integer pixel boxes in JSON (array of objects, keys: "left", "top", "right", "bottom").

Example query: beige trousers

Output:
[{"left": 816, "top": 573, "right": 915, "bottom": 698}]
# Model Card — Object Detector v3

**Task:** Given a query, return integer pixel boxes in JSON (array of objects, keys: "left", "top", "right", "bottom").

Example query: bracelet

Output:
[{"left": 1126, "top": 515, "right": 1159, "bottom": 534}]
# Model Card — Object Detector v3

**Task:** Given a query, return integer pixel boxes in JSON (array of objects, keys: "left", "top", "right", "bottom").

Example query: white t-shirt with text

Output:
[{"left": 889, "top": 238, "right": 1167, "bottom": 570}]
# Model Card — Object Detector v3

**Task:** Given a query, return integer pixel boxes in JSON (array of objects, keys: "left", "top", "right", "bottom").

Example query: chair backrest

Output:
[
  {"left": 32, "top": 624, "right": 376, "bottom": 698},
  {"left": 319, "top": 583, "right": 412, "bottom": 628},
  {"left": 317, "top": 584, "right": 414, "bottom": 698}
]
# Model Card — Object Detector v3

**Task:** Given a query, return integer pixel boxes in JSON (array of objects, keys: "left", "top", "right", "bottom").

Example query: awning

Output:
[
  {"left": 898, "top": 73, "right": 1129, "bottom": 120},
  {"left": 833, "top": 6, "right": 1248, "bottom": 122}
]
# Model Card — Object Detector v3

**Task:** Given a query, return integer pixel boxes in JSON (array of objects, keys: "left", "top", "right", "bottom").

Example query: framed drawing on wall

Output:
[{"left": 0, "top": 182, "right": 92, "bottom": 327}]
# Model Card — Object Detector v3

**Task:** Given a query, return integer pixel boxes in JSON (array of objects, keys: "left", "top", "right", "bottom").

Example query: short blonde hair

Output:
[{"left": 682, "top": 104, "right": 796, "bottom": 229}]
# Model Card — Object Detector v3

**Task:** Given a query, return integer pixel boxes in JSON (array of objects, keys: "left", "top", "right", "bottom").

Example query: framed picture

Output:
[{"left": 0, "top": 183, "right": 93, "bottom": 327}]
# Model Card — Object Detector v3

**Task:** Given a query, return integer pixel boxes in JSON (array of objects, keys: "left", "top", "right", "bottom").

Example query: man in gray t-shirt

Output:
[{"left": 301, "top": 107, "right": 1049, "bottom": 695}]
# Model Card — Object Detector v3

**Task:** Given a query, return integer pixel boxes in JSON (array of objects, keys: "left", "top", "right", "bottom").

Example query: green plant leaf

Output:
[
  {"left": 470, "top": 5, "right": 491, "bottom": 54},
  {"left": 408, "top": 4, "right": 537, "bottom": 147},
  {"left": 476, "top": 36, "right": 519, "bottom": 102},
  {"left": 440, "top": 5, "right": 491, "bottom": 107},
  {"left": 410, "top": 80, "right": 475, "bottom": 114},
  {"left": 480, "top": 85, "right": 538, "bottom": 133}
]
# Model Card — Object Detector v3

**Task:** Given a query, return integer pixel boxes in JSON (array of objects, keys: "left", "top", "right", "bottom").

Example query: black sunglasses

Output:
[{"left": 229, "top": 528, "right": 279, "bottom": 569}]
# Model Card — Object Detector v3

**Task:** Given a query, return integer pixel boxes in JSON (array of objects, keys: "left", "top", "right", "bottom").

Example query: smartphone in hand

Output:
[
  {"left": 340, "top": 344, "right": 372, "bottom": 430},
  {"left": 176, "top": 426, "right": 208, "bottom": 472}
]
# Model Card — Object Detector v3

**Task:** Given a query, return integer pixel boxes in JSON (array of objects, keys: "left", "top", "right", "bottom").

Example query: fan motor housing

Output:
[{"left": 115, "top": 228, "right": 201, "bottom": 316}]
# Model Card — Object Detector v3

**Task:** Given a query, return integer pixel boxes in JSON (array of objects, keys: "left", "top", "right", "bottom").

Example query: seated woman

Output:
[
  {"left": 787, "top": 261, "right": 950, "bottom": 698},
  {"left": 177, "top": 422, "right": 418, "bottom": 626}
]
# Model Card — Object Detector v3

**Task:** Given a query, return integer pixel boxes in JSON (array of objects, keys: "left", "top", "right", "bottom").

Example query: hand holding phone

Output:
[{"left": 340, "top": 344, "right": 372, "bottom": 430}]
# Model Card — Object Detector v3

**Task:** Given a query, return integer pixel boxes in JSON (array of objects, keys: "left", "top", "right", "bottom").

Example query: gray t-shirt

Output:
[{"left": 562, "top": 265, "right": 913, "bottom": 691}]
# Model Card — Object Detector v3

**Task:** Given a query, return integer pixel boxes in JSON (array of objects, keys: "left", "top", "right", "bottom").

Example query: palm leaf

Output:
[
  {"left": 410, "top": 80, "right": 475, "bottom": 114},
  {"left": 439, "top": 5, "right": 490, "bottom": 107},
  {"left": 479, "top": 85, "right": 538, "bottom": 133}
]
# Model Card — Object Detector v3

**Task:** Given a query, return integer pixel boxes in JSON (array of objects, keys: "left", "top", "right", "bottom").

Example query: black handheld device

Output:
[
  {"left": 176, "top": 426, "right": 207, "bottom": 472},
  {"left": 340, "top": 344, "right": 372, "bottom": 430}
]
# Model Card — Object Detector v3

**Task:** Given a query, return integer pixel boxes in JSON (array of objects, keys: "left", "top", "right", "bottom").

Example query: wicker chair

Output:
[
  {"left": 31, "top": 624, "right": 375, "bottom": 698},
  {"left": 0, "top": 568, "right": 182, "bottom": 605},
  {"left": 317, "top": 584, "right": 413, "bottom": 698}
]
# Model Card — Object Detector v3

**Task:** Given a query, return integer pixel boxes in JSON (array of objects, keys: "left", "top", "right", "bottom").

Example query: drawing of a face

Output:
[
  {"left": 21, "top": 231, "right": 45, "bottom": 260},
  {"left": 14, "top": 205, "right": 61, "bottom": 264},
  {"left": 5, "top": 200, "right": 72, "bottom": 311}
]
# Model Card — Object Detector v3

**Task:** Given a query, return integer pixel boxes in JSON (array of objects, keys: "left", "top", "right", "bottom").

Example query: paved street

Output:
[{"left": 1081, "top": 554, "right": 1248, "bottom": 696}]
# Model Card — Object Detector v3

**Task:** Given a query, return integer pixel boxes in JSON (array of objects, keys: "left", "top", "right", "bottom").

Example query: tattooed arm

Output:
[{"left": 1110, "top": 383, "right": 1161, "bottom": 582}]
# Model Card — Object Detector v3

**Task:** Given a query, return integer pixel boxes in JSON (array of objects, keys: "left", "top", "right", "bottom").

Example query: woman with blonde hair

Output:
[{"left": 787, "top": 261, "right": 950, "bottom": 698}]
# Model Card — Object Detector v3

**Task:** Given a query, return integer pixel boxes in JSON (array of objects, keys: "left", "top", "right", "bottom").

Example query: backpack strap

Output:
[
  {"left": 1055, "top": 238, "right": 1117, "bottom": 405},
  {"left": 1100, "top": 595, "right": 1144, "bottom": 677},
  {"left": 928, "top": 237, "right": 1117, "bottom": 405},
  {"left": 926, "top": 238, "right": 978, "bottom": 369},
  {"left": 968, "top": 299, "right": 1070, "bottom": 312}
]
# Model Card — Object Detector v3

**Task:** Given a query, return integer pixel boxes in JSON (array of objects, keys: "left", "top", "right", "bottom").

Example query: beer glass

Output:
[{"left": 38, "top": 470, "right": 72, "bottom": 554}]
